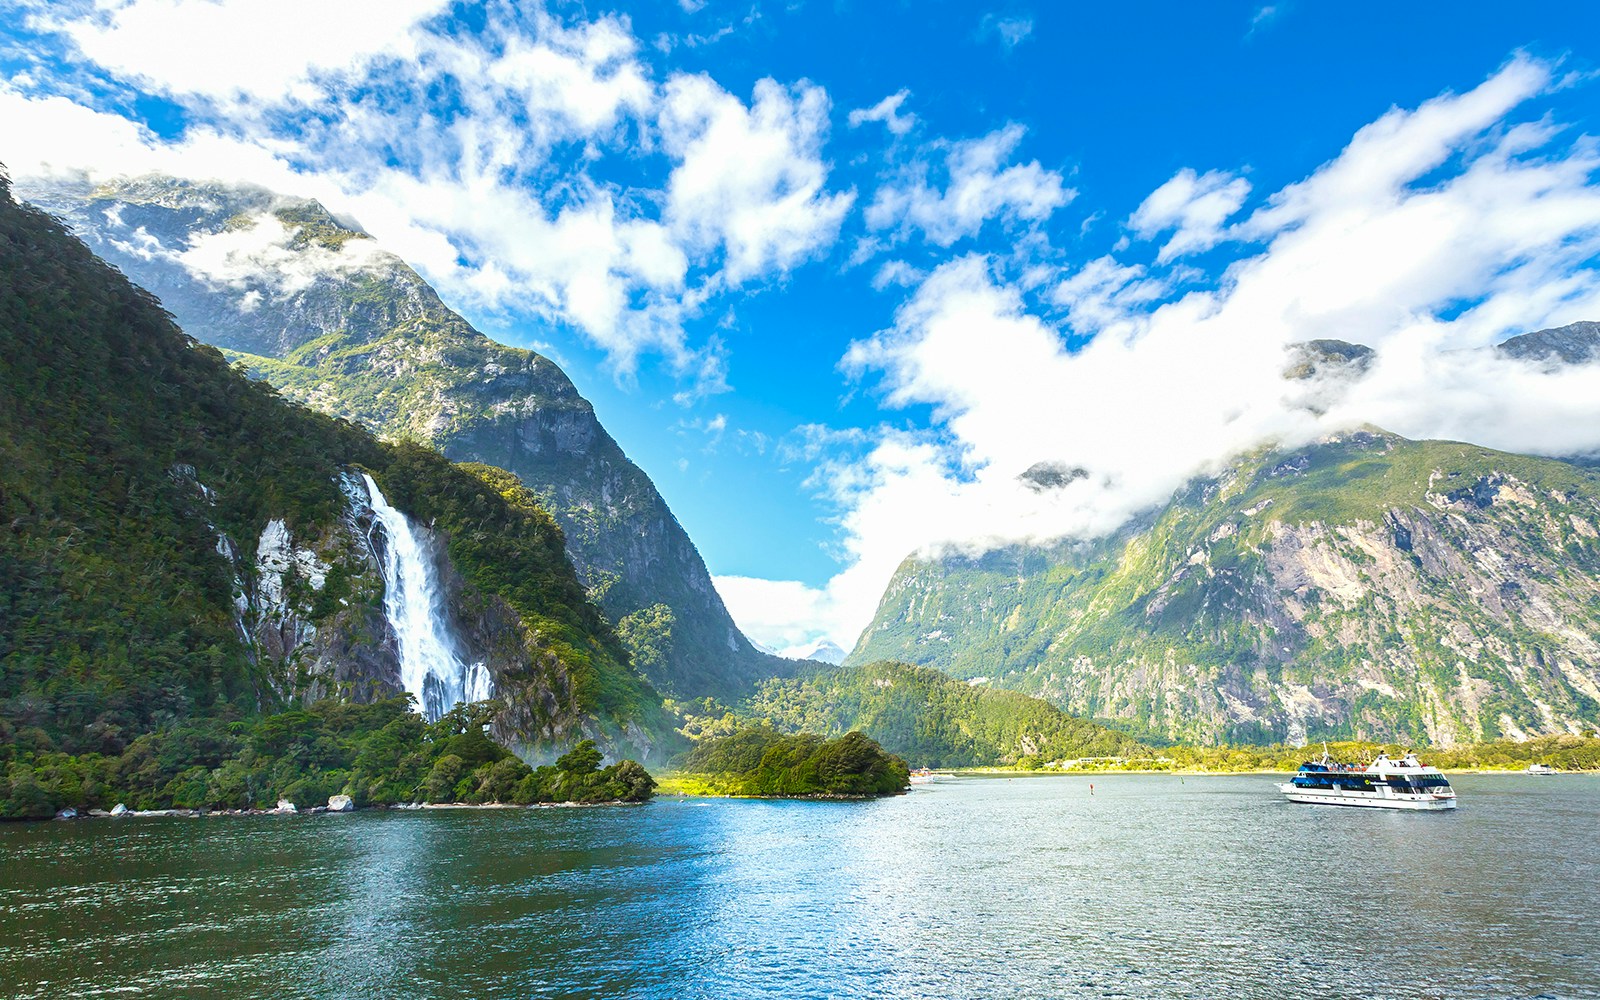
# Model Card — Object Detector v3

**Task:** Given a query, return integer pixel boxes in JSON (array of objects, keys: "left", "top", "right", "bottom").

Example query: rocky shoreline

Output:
[{"left": 47, "top": 794, "right": 646, "bottom": 821}]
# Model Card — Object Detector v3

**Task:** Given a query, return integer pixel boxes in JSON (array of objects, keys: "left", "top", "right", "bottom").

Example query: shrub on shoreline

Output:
[{"left": 0, "top": 698, "right": 653, "bottom": 820}]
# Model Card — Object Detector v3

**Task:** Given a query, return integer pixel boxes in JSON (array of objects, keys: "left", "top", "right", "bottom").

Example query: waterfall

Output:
[{"left": 361, "top": 474, "right": 493, "bottom": 721}]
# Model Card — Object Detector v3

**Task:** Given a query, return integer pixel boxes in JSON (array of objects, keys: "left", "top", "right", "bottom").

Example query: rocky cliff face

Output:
[
  {"left": 851, "top": 431, "right": 1600, "bottom": 745},
  {"left": 23, "top": 175, "right": 787, "bottom": 700}
]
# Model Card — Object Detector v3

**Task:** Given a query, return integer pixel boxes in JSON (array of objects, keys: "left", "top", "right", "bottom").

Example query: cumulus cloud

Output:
[
  {"left": 732, "top": 56, "right": 1600, "bottom": 655},
  {"left": 865, "top": 123, "right": 1072, "bottom": 247},
  {"left": 660, "top": 75, "right": 854, "bottom": 284},
  {"left": 1129, "top": 167, "right": 1252, "bottom": 262}
]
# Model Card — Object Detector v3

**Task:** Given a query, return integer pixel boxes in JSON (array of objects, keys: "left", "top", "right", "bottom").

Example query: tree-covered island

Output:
[{"left": 658, "top": 724, "right": 910, "bottom": 798}]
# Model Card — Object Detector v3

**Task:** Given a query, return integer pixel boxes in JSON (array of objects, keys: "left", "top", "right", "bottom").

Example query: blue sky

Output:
[{"left": 5, "top": 1, "right": 1600, "bottom": 653}]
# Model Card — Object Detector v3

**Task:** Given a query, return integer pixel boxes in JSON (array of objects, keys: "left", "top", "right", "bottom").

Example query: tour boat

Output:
[
  {"left": 1278, "top": 748, "right": 1457, "bottom": 810},
  {"left": 909, "top": 768, "right": 936, "bottom": 785},
  {"left": 1526, "top": 763, "right": 1557, "bottom": 776}
]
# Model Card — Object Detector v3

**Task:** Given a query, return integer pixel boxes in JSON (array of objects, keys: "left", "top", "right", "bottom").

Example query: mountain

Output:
[
  {"left": 850, "top": 430, "right": 1600, "bottom": 746},
  {"left": 19, "top": 175, "right": 790, "bottom": 702},
  {"left": 0, "top": 174, "right": 664, "bottom": 760},
  {"left": 1497, "top": 320, "right": 1600, "bottom": 366},
  {"left": 778, "top": 638, "right": 848, "bottom": 665},
  {"left": 740, "top": 661, "right": 1146, "bottom": 767}
]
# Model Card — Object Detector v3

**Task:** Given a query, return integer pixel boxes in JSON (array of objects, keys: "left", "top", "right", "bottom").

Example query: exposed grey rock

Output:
[
  {"left": 1018, "top": 462, "right": 1088, "bottom": 492},
  {"left": 326, "top": 794, "right": 355, "bottom": 812},
  {"left": 109, "top": 803, "right": 128, "bottom": 816},
  {"left": 1497, "top": 320, "right": 1600, "bottom": 366},
  {"left": 1283, "top": 339, "right": 1376, "bottom": 380}
]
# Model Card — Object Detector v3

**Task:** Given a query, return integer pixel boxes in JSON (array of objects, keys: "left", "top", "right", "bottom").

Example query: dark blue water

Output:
[{"left": 2, "top": 773, "right": 1595, "bottom": 999}]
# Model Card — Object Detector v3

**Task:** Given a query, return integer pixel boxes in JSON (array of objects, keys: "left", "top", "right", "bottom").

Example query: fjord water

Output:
[{"left": 3, "top": 775, "right": 1594, "bottom": 999}]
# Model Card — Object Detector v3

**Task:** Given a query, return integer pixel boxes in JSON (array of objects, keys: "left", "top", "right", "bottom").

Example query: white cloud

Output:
[
  {"left": 848, "top": 89, "right": 916, "bottom": 136},
  {"left": 175, "top": 211, "right": 390, "bottom": 295},
  {"left": 865, "top": 124, "right": 1072, "bottom": 247},
  {"left": 40, "top": 0, "right": 448, "bottom": 104},
  {"left": 776, "top": 55, "right": 1600, "bottom": 647},
  {"left": 1051, "top": 255, "right": 1168, "bottom": 332},
  {"left": 713, "top": 575, "right": 849, "bottom": 652},
  {"left": 660, "top": 75, "right": 854, "bottom": 284},
  {"left": 1129, "top": 167, "right": 1252, "bottom": 262}
]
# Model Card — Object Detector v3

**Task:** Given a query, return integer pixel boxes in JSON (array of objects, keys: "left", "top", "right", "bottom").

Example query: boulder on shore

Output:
[
  {"left": 327, "top": 794, "right": 354, "bottom": 812},
  {"left": 275, "top": 799, "right": 297, "bottom": 814},
  {"left": 55, "top": 807, "right": 78, "bottom": 820},
  {"left": 109, "top": 803, "right": 129, "bottom": 816}
]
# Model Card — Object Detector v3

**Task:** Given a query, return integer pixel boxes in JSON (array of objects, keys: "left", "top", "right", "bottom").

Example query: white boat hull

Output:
[{"left": 1278, "top": 785, "right": 1457, "bottom": 810}]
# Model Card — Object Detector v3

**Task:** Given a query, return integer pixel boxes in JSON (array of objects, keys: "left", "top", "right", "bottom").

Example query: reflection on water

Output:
[{"left": 2, "top": 774, "right": 1595, "bottom": 999}]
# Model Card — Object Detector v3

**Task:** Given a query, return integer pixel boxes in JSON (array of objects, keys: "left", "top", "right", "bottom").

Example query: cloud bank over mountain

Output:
[{"left": 722, "top": 57, "right": 1600, "bottom": 652}]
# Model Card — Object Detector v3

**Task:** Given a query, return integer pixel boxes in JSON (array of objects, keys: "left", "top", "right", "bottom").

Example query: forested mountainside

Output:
[
  {"left": 0, "top": 175, "right": 664, "bottom": 760},
  {"left": 21, "top": 175, "right": 793, "bottom": 701},
  {"left": 694, "top": 660, "right": 1146, "bottom": 768},
  {"left": 852, "top": 431, "right": 1600, "bottom": 746}
]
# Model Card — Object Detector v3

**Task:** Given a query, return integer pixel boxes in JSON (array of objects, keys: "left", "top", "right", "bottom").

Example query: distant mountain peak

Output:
[
  {"left": 1497, "top": 320, "right": 1600, "bottom": 366},
  {"left": 1018, "top": 461, "right": 1088, "bottom": 492},
  {"left": 1282, "top": 338, "right": 1376, "bottom": 380},
  {"left": 778, "top": 637, "right": 847, "bottom": 665}
]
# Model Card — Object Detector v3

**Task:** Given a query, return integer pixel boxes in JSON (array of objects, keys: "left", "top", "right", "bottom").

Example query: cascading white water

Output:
[{"left": 361, "top": 473, "right": 492, "bottom": 721}]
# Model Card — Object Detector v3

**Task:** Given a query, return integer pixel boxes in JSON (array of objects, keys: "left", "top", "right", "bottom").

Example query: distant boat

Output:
[
  {"left": 909, "top": 768, "right": 936, "bottom": 785},
  {"left": 1278, "top": 747, "right": 1457, "bottom": 810},
  {"left": 1526, "top": 763, "right": 1557, "bottom": 776}
]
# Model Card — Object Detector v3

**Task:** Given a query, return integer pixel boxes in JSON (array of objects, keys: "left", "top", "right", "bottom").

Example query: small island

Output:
[{"left": 658, "top": 724, "right": 909, "bottom": 798}]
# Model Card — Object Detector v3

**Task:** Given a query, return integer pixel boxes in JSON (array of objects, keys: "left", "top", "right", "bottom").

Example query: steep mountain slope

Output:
[
  {"left": 851, "top": 431, "right": 1600, "bottom": 745},
  {"left": 20, "top": 175, "right": 789, "bottom": 700},
  {"left": 0, "top": 175, "right": 661, "bottom": 759}
]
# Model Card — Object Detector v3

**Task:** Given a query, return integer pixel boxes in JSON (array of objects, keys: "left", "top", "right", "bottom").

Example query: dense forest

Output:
[
  {"left": 0, "top": 172, "right": 659, "bottom": 755},
  {"left": 721, "top": 661, "right": 1146, "bottom": 767},
  {"left": 0, "top": 698, "right": 655, "bottom": 819},
  {"left": 667, "top": 724, "right": 909, "bottom": 797}
]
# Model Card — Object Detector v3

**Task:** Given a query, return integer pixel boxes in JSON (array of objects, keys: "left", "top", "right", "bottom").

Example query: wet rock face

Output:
[{"left": 212, "top": 472, "right": 623, "bottom": 753}]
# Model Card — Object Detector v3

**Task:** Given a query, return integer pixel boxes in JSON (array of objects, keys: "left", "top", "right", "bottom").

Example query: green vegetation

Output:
[
  {"left": 0, "top": 173, "right": 658, "bottom": 755},
  {"left": 1004, "top": 734, "right": 1600, "bottom": 773},
  {"left": 665, "top": 724, "right": 909, "bottom": 797},
  {"left": 693, "top": 661, "right": 1146, "bottom": 768},
  {"left": 0, "top": 697, "right": 655, "bottom": 820},
  {"left": 852, "top": 430, "right": 1600, "bottom": 745}
]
